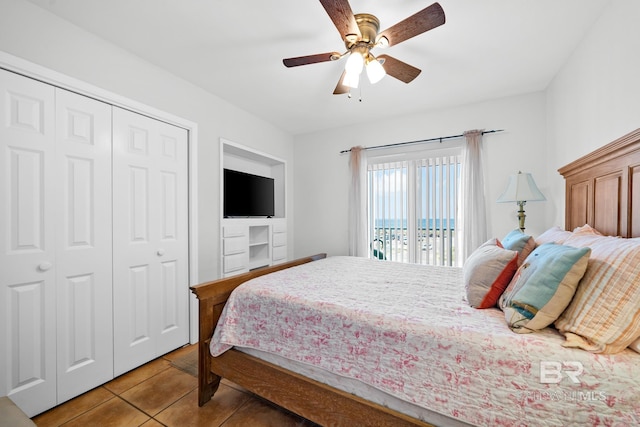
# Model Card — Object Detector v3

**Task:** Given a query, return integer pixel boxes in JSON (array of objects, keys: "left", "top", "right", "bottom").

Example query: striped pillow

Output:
[
  {"left": 554, "top": 234, "right": 640, "bottom": 353},
  {"left": 535, "top": 226, "right": 572, "bottom": 246},
  {"left": 499, "top": 243, "right": 590, "bottom": 333}
]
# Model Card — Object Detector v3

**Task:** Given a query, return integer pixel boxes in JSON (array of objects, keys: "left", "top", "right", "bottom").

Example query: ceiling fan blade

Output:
[
  {"left": 378, "top": 54, "right": 421, "bottom": 83},
  {"left": 283, "top": 52, "right": 339, "bottom": 68},
  {"left": 319, "top": 0, "right": 361, "bottom": 40},
  {"left": 378, "top": 2, "right": 445, "bottom": 47},
  {"left": 333, "top": 71, "right": 349, "bottom": 94}
]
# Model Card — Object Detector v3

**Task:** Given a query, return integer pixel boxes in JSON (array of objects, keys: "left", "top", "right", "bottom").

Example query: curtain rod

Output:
[{"left": 338, "top": 129, "right": 504, "bottom": 154}]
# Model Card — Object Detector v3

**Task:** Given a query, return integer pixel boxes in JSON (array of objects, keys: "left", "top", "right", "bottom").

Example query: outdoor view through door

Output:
[{"left": 368, "top": 149, "right": 461, "bottom": 266}]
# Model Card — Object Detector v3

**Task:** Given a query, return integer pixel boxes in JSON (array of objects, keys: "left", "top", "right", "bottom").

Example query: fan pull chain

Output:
[{"left": 346, "top": 87, "right": 363, "bottom": 102}]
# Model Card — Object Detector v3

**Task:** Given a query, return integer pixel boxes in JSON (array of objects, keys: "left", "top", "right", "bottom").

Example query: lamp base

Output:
[{"left": 517, "top": 201, "right": 527, "bottom": 232}]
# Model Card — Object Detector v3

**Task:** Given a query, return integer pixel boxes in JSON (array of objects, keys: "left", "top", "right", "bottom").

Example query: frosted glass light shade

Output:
[
  {"left": 345, "top": 52, "right": 364, "bottom": 75},
  {"left": 366, "top": 58, "right": 386, "bottom": 84},
  {"left": 343, "top": 70, "right": 360, "bottom": 88},
  {"left": 497, "top": 171, "right": 546, "bottom": 203}
]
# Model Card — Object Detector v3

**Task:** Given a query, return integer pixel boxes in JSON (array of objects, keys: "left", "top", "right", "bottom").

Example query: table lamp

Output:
[{"left": 497, "top": 171, "right": 546, "bottom": 232}]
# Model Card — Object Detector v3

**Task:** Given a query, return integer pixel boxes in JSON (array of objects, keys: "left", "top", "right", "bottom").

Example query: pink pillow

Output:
[
  {"left": 536, "top": 226, "right": 572, "bottom": 246},
  {"left": 464, "top": 239, "right": 519, "bottom": 309},
  {"left": 572, "top": 224, "right": 602, "bottom": 235}
]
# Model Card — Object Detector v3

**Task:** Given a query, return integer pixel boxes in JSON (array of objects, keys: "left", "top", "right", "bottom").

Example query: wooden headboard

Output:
[{"left": 559, "top": 128, "right": 640, "bottom": 238}]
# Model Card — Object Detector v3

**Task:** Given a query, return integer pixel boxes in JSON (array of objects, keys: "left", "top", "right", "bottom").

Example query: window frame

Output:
[{"left": 366, "top": 142, "right": 463, "bottom": 266}]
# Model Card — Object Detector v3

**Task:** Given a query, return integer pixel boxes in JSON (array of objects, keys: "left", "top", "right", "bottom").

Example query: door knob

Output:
[
  {"left": 157, "top": 249, "right": 165, "bottom": 256},
  {"left": 38, "top": 262, "right": 53, "bottom": 271}
]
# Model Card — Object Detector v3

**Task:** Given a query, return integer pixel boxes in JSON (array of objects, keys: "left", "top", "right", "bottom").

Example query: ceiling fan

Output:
[{"left": 283, "top": 0, "right": 446, "bottom": 95}]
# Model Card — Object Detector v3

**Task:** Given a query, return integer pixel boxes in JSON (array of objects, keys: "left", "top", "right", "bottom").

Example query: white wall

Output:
[
  {"left": 546, "top": 0, "right": 640, "bottom": 227},
  {"left": 4, "top": 0, "right": 636, "bottom": 271},
  {"left": 0, "top": 0, "right": 295, "bottom": 282},
  {"left": 295, "top": 0, "right": 640, "bottom": 258},
  {"left": 293, "top": 92, "right": 548, "bottom": 258}
]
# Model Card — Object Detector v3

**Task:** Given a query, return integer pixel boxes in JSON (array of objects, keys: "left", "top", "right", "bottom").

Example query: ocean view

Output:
[
  {"left": 371, "top": 218, "right": 457, "bottom": 266},
  {"left": 373, "top": 218, "right": 456, "bottom": 230}
]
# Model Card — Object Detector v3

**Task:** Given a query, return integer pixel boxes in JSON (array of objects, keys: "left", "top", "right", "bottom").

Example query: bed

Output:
[{"left": 191, "top": 128, "right": 640, "bottom": 426}]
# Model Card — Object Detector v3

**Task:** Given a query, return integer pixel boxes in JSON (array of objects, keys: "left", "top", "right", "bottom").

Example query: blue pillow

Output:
[
  {"left": 499, "top": 243, "right": 591, "bottom": 333},
  {"left": 502, "top": 229, "right": 535, "bottom": 266}
]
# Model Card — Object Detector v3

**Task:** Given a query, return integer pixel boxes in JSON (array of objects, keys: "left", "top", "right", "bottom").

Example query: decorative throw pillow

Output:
[
  {"left": 502, "top": 229, "right": 536, "bottom": 266},
  {"left": 499, "top": 243, "right": 591, "bottom": 334},
  {"left": 629, "top": 337, "right": 640, "bottom": 354},
  {"left": 572, "top": 223, "right": 603, "bottom": 236},
  {"left": 555, "top": 234, "right": 640, "bottom": 353},
  {"left": 535, "top": 226, "right": 572, "bottom": 246},
  {"left": 464, "top": 238, "right": 519, "bottom": 309}
]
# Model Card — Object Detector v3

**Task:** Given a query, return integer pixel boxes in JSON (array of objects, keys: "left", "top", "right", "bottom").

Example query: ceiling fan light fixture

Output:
[
  {"left": 344, "top": 51, "right": 364, "bottom": 75},
  {"left": 345, "top": 34, "right": 359, "bottom": 44},
  {"left": 366, "top": 56, "right": 386, "bottom": 84},
  {"left": 375, "top": 35, "right": 389, "bottom": 48},
  {"left": 283, "top": 1, "right": 446, "bottom": 95},
  {"left": 343, "top": 70, "right": 360, "bottom": 88}
]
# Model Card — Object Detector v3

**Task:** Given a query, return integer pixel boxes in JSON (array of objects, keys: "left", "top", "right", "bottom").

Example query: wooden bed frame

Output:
[
  {"left": 559, "top": 127, "right": 640, "bottom": 238},
  {"left": 191, "top": 128, "right": 640, "bottom": 426},
  {"left": 190, "top": 253, "right": 433, "bottom": 426}
]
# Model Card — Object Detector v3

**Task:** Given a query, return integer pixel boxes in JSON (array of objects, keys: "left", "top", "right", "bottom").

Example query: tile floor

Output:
[{"left": 32, "top": 344, "right": 317, "bottom": 426}]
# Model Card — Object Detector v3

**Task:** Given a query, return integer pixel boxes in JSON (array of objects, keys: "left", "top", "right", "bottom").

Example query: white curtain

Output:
[
  {"left": 348, "top": 146, "right": 368, "bottom": 257},
  {"left": 460, "top": 130, "right": 488, "bottom": 262}
]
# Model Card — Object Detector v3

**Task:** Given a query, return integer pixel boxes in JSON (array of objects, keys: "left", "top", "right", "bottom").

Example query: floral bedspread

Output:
[{"left": 210, "top": 256, "right": 640, "bottom": 426}]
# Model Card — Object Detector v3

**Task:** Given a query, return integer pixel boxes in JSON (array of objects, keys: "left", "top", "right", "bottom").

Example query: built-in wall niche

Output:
[
  {"left": 221, "top": 138, "right": 286, "bottom": 218},
  {"left": 220, "top": 138, "right": 288, "bottom": 277}
]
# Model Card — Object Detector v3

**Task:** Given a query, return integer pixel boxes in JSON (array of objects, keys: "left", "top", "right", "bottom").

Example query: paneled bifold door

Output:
[
  {"left": 0, "top": 70, "right": 113, "bottom": 416},
  {"left": 0, "top": 69, "right": 189, "bottom": 417},
  {"left": 54, "top": 87, "right": 113, "bottom": 403},
  {"left": 0, "top": 67, "right": 58, "bottom": 416},
  {"left": 112, "top": 107, "right": 189, "bottom": 376}
]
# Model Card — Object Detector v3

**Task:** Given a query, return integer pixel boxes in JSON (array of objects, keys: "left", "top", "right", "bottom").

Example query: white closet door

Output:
[
  {"left": 0, "top": 70, "right": 57, "bottom": 416},
  {"left": 112, "top": 107, "right": 189, "bottom": 376},
  {"left": 54, "top": 89, "right": 113, "bottom": 403}
]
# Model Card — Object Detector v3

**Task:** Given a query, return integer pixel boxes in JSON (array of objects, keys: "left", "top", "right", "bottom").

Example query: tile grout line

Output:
[
  {"left": 54, "top": 390, "right": 118, "bottom": 427},
  {"left": 117, "top": 367, "right": 199, "bottom": 419}
]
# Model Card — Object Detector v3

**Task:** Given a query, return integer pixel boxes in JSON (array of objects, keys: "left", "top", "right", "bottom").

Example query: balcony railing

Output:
[{"left": 370, "top": 223, "right": 456, "bottom": 266}]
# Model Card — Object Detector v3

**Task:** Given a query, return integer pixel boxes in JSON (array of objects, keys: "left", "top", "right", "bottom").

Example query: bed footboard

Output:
[
  {"left": 210, "top": 348, "right": 433, "bottom": 427},
  {"left": 190, "top": 253, "right": 327, "bottom": 406}
]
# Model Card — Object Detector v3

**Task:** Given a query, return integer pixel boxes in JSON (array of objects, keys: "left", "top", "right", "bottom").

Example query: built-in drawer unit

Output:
[
  {"left": 272, "top": 245, "right": 287, "bottom": 263},
  {"left": 272, "top": 232, "right": 287, "bottom": 248},
  {"left": 220, "top": 218, "right": 288, "bottom": 276},
  {"left": 222, "top": 225, "right": 249, "bottom": 276},
  {"left": 223, "top": 235, "right": 248, "bottom": 255},
  {"left": 272, "top": 220, "right": 287, "bottom": 264},
  {"left": 223, "top": 224, "right": 247, "bottom": 238},
  {"left": 223, "top": 252, "right": 248, "bottom": 275}
]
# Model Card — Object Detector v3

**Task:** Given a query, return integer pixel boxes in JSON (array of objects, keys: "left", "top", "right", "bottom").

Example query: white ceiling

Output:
[{"left": 27, "top": 0, "right": 610, "bottom": 135}]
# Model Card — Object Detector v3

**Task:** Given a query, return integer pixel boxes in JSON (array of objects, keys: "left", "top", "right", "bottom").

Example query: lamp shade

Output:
[
  {"left": 345, "top": 51, "right": 364, "bottom": 75},
  {"left": 366, "top": 58, "right": 386, "bottom": 84},
  {"left": 496, "top": 171, "right": 546, "bottom": 203},
  {"left": 343, "top": 70, "right": 360, "bottom": 88}
]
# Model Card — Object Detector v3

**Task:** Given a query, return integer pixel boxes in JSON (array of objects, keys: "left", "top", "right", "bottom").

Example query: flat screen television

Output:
[{"left": 223, "top": 169, "right": 275, "bottom": 217}]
